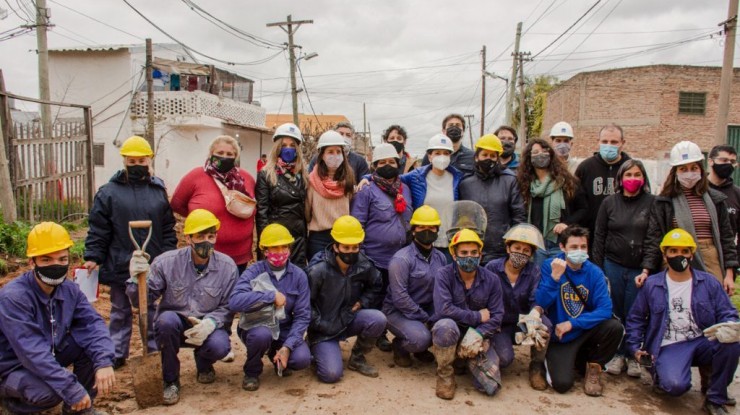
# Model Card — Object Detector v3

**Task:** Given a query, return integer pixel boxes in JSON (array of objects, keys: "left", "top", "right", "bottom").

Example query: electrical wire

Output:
[
  {"left": 4, "top": 0, "right": 30, "bottom": 22},
  {"left": 532, "top": 0, "right": 603, "bottom": 59},
  {"left": 297, "top": 62, "right": 322, "bottom": 127}
]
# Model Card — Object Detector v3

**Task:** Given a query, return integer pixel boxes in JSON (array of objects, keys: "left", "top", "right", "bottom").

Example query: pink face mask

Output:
[
  {"left": 265, "top": 251, "right": 290, "bottom": 268},
  {"left": 622, "top": 178, "right": 644, "bottom": 194}
]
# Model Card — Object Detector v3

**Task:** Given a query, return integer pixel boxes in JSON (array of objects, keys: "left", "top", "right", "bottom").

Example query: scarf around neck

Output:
[
  {"left": 529, "top": 175, "right": 565, "bottom": 243},
  {"left": 309, "top": 168, "right": 346, "bottom": 199},
  {"left": 371, "top": 173, "right": 407, "bottom": 213},
  {"left": 204, "top": 159, "right": 246, "bottom": 193}
]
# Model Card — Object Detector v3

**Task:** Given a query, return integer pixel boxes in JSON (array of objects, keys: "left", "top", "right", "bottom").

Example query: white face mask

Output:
[
  {"left": 677, "top": 171, "right": 701, "bottom": 189},
  {"left": 324, "top": 153, "right": 344, "bottom": 170},
  {"left": 431, "top": 154, "right": 451, "bottom": 170}
]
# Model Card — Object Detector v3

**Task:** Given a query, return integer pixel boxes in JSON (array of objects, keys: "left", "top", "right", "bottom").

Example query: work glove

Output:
[
  {"left": 184, "top": 317, "right": 217, "bottom": 346},
  {"left": 458, "top": 327, "right": 484, "bottom": 359},
  {"left": 704, "top": 321, "right": 740, "bottom": 343},
  {"left": 128, "top": 250, "right": 151, "bottom": 280},
  {"left": 518, "top": 309, "right": 542, "bottom": 336}
]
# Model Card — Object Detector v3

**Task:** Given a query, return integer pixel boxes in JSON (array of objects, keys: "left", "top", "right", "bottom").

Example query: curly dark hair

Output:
[
  {"left": 517, "top": 138, "right": 579, "bottom": 206},
  {"left": 317, "top": 147, "right": 355, "bottom": 197},
  {"left": 382, "top": 125, "right": 407, "bottom": 142}
]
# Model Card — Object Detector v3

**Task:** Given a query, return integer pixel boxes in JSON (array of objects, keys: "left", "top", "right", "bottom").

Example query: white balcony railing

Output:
[{"left": 131, "top": 90, "right": 266, "bottom": 129}]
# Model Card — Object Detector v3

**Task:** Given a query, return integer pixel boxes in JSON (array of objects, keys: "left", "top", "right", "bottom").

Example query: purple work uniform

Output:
[
  {"left": 229, "top": 261, "right": 312, "bottom": 378},
  {"left": 383, "top": 242, "right": 446, "bottom": 355},
  {"left": 127, "top": 247, "right": 237, "bottom": 383},
  {"left": 0, "top": 272, "right": 114, "bottom": 413}
]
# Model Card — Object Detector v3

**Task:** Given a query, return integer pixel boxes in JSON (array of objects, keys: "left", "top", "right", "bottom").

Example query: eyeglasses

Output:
[{"left": 712, "top": 157, "right": 738, "bottom": 167}]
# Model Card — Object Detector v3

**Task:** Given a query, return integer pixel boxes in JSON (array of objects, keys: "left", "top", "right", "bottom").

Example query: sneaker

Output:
[
  {"left": 163, "top": 381, "right": 180, "bottom": 406},
  {"left": 112, "top": 357, "right": 126, "bottom": 370},
  {"left": 704, "top": 400, "right": 730, "bottom": 415},
  {"left": 221, "top": 351, "right": 235, "bottom": 363},
  {"left": 196, "top": 369, "right": 216, "bottom": 384},
  {"left": 605, "top": 355, "right": 625, "bottom": 375},
  {"left": 242, "top": 376, "right": 260, "bottom": 391},
  {"left": 626, "top": 358, "right": 641, "bottom": 378}
]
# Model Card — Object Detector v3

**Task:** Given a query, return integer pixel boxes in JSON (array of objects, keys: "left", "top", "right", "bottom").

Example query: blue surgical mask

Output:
[
  {"left": 280, "top": 147, "right": 297, "bottom": 163},
  {"left": 599, "top": 144, "right": 620, "bottom": 162},
  {"left": 456, "top": 256, "right": 480, "bottom": 273},
  {"left": 566, "top": 250, "right": 589, "bottom": 265}
]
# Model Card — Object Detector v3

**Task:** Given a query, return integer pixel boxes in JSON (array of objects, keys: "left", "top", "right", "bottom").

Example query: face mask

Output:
[
  {"left": 501, "top": 141, "right": 515, "bottom": 158},
  {"left": 324, "top": 153, "right": 344, "bottom": 170},
  {"left": 456, "top": 256, "right": 480, "bottom": 273},
  {"left": 445, "top": 126, "right": 463, "bottom": 143},
  {"left": 266, "top": 251, "right": 290, "bottom": 269},
  {"left": 566, "top": 249, "right": 589, "bottom": 265},
  {"left": 622, "top": 178, "right": 644, "bottom": 194},
  {"left": 509, "top": 252, "right": 530, "bottom": 269},
  {"left": 599, "top": 144, "right": 620, "bottom": 162},
  {"left": 126, "top": 165, "right": 150, "bottom": 181},
  {"left": 677, "top": 171, "right": 702, "bottom": 189},
  {"left": 531, "top": 153, "right": 551, "bottom": 169},
  {"left": 336, "top": 251, "right": 359, "bottom": 265},
  {"left": 375, "top": 164, "right": 399, "bottom": 180},
  {"left": 431, "top": 154, "right": 451, "bottom": 170},
  {"left": 389, "top": 140, "right": 405, "bottom": 154},
  {"left": 192, "top": 241, "right": 214, "bottom": 260},
  {"left": 712, "top": 163, "right": 735, "bottom": 180},
  {"left": 414, "top": 229, "right": 438, "bottom": 246},
  {"left": 554, "top": 142, "right": 571, "bottom": 157},
  {"left": 35, "top": 264, "right": 69, "bottom": 286},
  {"left": 279, "top": 147, "right": 297, "bottom": 163},
  {"left": 210, "top": 155, "right": 236, "bottom": 173},
  {"left": 475, "top": 159, "right": 499, "bottom": 176},
  {"left": 666, "top": 255, "right": 690, "bottom": 272}
]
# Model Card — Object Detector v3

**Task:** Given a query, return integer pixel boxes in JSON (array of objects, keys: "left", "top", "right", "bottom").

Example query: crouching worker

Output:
[
  {"left": 431, "top": 229, "right": 504, "bottom": 400},
  {"left": 535, "top": 225, "right": 623, "bottom": 396},
  {"left": 626, "top": 229, "right": 740, "bottom": 415},
  {"left": 229, "top": 224, "right": 311, "bottom": 391},
  {"left": 307, "top": 216, "right": 386, "bottom": 383},
  {"left": 384, "top": 205, "right": 447, "bottom": 367},
  {"left": 127, "top": 209, "right": 237, "bottom": 405},
  {"left": 485, "top": 224, "right": 551, "bottom": 390},
  {"left": 0, "top": 222, "right": 115, "bottom": 415}
]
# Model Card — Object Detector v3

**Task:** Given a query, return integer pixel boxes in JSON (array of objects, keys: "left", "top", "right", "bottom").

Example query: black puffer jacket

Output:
[
  {"left": 592, "top": 191, "right": 655, "bottom": 269},
  {"left": 84, "top": 170, "right": 177, "bottom": 286},
  {"left": 255, "top": 170, "right": 308, "bottom": 266},
  {"left": 306, "top": 246, "right": 382, "bottom": 345},
  {"left": 642, "top": 189, "right": 738, "bottom": 273}
]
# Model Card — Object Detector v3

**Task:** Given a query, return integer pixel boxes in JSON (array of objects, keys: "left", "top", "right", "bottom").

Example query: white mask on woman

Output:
[
  {"left": 324, "top": 154, "right": 344, "bottom": 170},
  {"left": 431, "top": 155, "right": 451, "bottom": 170}
]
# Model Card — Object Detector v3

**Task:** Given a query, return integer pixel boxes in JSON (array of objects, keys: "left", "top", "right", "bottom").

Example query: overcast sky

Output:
[{"left": 0, "top": 0, "right": 736, "bottom": 154}]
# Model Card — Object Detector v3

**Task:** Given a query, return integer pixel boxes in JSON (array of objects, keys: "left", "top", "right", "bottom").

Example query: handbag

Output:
[{"left": 212, "top": 177, "right": 256, "bottom": 219}]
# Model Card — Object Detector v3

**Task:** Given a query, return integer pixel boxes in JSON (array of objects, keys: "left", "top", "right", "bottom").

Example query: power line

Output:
[
  {"left": 296, "top": 62, "right": 321, "bottom": 127},
  {"left": 532, "top": 0, "right": 603, "bottom": 59}
]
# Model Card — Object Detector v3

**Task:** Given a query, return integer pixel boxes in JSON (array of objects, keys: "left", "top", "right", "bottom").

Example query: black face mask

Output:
[
  {"left": 445, "top": 126, "right": 463, "bottom": 143},
  {"left": 389, "top": 140, "right": 405, "bottom": 154},
  {"left": 126, "top": 165, "right": 150, "bottom": 181},
  {"left": 501, "top": 141, "right": 516, "bottom": 158},
  {"left": 414, "top": 229, "right": 438, "bottom": 246},
  {"left": 666, "top": 255, "right": 691, "bottom": 272},
  {"left": 35, "top": 264, "right": 69, "bottom": 286},
  {"left": 210, "top": 155, "right": 236, "bottom": 174},
  {"left": 713, "top": 163, "right": 735, "bottom": 180},
  {"left": 475, "top": 159, "right": 502, "bottom": 178},
  {"left": 375, "top": 164, "right": 400, "bottom": 180},
  {"left": 531, "top": 153, "right": 551, "bottom": 169},
  {"left": 192, "top": 241, "right": 214, "bottom": 259},
  {"left": 336, "top": 251, "right": 359, "bottom": 265}
]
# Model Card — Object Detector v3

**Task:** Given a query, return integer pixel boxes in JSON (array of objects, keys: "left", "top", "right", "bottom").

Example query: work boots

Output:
[
  {"left": 584, "top": 362, "right": 604, "bottom": 397},
  {"left": 348, "top": 336, "right": 379, "bottom": 378},
  {"left": 529, "top": 361, "right": 547, "bottom": 391},
  {"left": 432, "top": 345, "right": 457, "bottom": 400},
  {"left": 392, "top": 338, "right": 412, "bottom": 368}
]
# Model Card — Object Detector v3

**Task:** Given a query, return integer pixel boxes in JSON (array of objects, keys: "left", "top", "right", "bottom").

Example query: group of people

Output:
[{"left": 0, "top": 114, "right": 738, "bottom": 415}]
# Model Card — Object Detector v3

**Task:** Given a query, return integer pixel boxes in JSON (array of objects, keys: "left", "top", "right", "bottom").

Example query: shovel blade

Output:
[{"left": 130, "top": 352, "right": 164, "bottom": 408}]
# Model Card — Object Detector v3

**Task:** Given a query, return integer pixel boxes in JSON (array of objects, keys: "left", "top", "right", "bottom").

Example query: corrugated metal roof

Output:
[{"left": 49, "top": 43, "right": 184, "bottom": 53}]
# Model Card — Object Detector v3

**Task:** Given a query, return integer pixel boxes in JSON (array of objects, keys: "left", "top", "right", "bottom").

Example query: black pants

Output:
[{"left": 546, "top": 318, "right": 623, "bottom": 393}]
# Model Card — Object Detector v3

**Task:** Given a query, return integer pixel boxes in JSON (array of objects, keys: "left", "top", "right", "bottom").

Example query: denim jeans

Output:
[{"left": 603, "top": 258, "right": 640, "bottom": 356}]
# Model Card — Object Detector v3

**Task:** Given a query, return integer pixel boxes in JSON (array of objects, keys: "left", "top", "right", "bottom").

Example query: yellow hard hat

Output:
[
  {"left": 448, "top": 228, "right": 484, "bottom": 256},
  {"left": 660, "top": 228, "right": 697, "bottom": 253},
  {"left": 410, "top": 205, "right": 442, "bottom": 226},
  {"left": 26, "top": 222, "right": 74, "bottom": 258},
  {"left": 330, "top": 215, "right": 365, "bottom": 245},
  {"left": 259, "top": 223, "right": 295, "bottom": 249},
  {"left": 503, "top": 223, "right": 546, "bottom": 251},
  {"left": 183, "top": 209, "right": 221, "bottom": 235},
  {"left": 475, "top": 134, "right": 503, "bottom": 154},
  {"left": 120, "top": 136, "right": 154, "bottom": 157}
]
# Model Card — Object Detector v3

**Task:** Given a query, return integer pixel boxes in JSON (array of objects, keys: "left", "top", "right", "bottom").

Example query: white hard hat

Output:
[
  {"left": 372, "top": 143, "right": 399, "bottom": 163},
  {"left": 550, "top": 121, "right": 574, "bottom": 138},
  {"left": 669, "top": 140, "right": 704, "bottom": 166},
  {"left": 317, "top": 130, "right": 347, "bottom": 149},
  {"left": 427, "top": 133, "right": 454, "bottom": 152},
  {"left": 273, "top": 123, "right": 303, "bottom": 143}
]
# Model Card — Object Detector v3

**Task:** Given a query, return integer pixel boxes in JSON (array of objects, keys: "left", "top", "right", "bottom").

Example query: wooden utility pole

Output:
[
  {"left": 363, "top": 102, "right": 367, "bottom": 152},
  {"left": 464, "top": 114, "right": 475, "bottom": 148},
  {"left": 145, "top": 38, "right": 155, "bottom": 150},
  {"left": 267, "top": 15, "right": 313, "bottom": 127},
  {"left": 715, "top": 0, "right": 738, "bottom": 146},
  {"left": 480, "top": 45, "right": 486, "bottom": 138},
  {"left": 35, "top": 0, "right": 51, "bottom": 141},
  {"left": 515, "top": 51, "right": 532, "bottom": 143},
  {"left": 0, "top": 71, "right": 17, "bottom": 223},
  {"left": 507, "top": 22, "right": 522, "bottom": 128}
]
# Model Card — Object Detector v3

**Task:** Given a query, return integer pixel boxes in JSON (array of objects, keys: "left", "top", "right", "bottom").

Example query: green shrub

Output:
[{"left": 0, "top": 221, "right": 32, "bottom": 258}]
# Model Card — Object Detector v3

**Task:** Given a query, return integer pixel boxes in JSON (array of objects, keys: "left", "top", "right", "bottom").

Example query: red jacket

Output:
[{"left": 171, "top": 167, "right": 256, "bottom": 265}]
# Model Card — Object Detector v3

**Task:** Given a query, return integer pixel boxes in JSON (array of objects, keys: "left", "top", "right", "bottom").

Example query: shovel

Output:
[{"left": 128, "top": 220, "right": 164, "bottom": 408}]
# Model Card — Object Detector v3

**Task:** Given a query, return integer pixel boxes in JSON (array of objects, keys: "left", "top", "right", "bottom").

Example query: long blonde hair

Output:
[{"left": 263, "top": 137, "right": 308, "bottom": 187}]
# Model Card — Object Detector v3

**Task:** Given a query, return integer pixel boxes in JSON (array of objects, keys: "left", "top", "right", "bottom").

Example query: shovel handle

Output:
[
  {"left": 128, "top": 221, "right": 153, "bottom": 252},
  {"left": 137, "top": 271, "right": 149, "bottom": 356}
]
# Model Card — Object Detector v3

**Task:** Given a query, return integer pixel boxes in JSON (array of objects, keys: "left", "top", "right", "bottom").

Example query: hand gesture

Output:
[
  {"left": 555, "top": 321, "right": 572, "bottom": 340},
  {"left": 274, "top": 292, "right": 287, "bottom": 307},
  {"left": 550, "top": 258, "right": 567, "bottom": 282}
]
